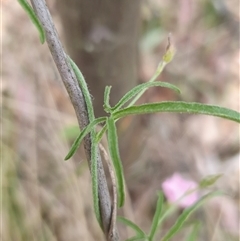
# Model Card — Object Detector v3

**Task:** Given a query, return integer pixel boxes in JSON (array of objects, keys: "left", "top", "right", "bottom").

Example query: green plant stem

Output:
[{"left": 128, "top": 61, "right": 167, "bottom": 106}]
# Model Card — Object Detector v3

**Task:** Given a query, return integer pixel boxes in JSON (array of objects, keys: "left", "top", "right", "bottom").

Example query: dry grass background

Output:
[{"left": 1, "top": 0, "right": 239, "bottom": 240}]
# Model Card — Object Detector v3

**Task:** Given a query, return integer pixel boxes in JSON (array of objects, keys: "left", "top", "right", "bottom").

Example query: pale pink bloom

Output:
[{"left": 162, "top": 173, "right": 199, "bottom": 208}]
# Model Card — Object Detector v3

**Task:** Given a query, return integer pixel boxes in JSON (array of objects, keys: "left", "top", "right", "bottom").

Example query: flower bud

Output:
[{"left": 162, "top": 34, "right": 176, "bottom": 63}]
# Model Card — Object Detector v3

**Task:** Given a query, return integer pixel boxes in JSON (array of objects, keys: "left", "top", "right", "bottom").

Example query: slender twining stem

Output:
[{"left": 29, "top": 0, "right": 118, "bottom": 239}]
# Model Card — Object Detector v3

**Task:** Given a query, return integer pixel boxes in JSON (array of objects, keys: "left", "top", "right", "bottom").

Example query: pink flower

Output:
[{"left": 161, "top": 173, "right": 199, "bottom": 208}]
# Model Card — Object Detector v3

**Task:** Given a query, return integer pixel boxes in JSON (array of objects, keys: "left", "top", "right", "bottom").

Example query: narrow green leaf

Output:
[
  {"left": 148, "top": 192, "right": 164, "bottom": 241},
  {"left": 107, "top": 117, "right": 125, "bottom": 207},
  {"left": 154, "top": 204, "right": 178, "bottom": 238},
  {"left": 103, "top": 86, "right": 112, "bottom": 112},
  {"left": 91, "top": 137, "right": 101, "bottom": 226},
  {"left": 117, "top": 216, "right": 146, "bottom": 238},
  {"left": 113, "top": 101, "right": 240, "bottom": 123},
  {"left": 126, "top": 237, "right": 147, "bottom": 241},
  {"left": 199, "top": 173, "right": 223, "bottom": 189},
  {"left": 155, "top": 187, "right": 200, "bottom": 237},
  {"left": 17, "top": 0, "right": 45, "bottom": 43},
  {"left": 185, "top": 222, "right": 201, "bottom": 241},
  {"left": 68, "top": 57, "right": 95, "bottom": 121},
  {"left": 65, "top": 117, "right": 106, "bottom": 160},
  {"left": 160, "top": 191, "right": 223, "bottom": 241},
  {"left": 60, "top": 125, "right": 80, "bottom": 140},
  {"left": 112, "top": 82, "right": 180, "bottom": 111},
  {"left": 68, "top": 57, "right": 102, "bottom": 228},
  {"left": 95, "top": 124, "right": 107, "bottom": 143}
]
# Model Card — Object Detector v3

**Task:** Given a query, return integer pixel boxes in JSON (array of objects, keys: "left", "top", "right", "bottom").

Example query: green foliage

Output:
[
  {"left": 64, "top": 47, "right": 239, "bottom": 234},
  {"left": 107, "top": 117, "right": 125, "bottom": 207},
  {"left": 199, "top": 174, "right": 223, "bottom": 189},
  {"left": 111, "top": 81, "right": 180, "bottom": 112},
  {"left": 68, "top": 56, "right": 101, "bottom": 227},
  {"left": 185, "top": 222, "right": 201, "bottom": 241},
  {"left": 17, "top": 7, "right": 240, "bottom": 235},
  {"left": 103, "top": 86, "right": 112, "bottom": 112},
  {"left": 65, "top": 117, "right": 106, "bottom": 160},
  {"left": 17, "top": 0, "right": 45, "bottom": 43},
  {"left": 96, "top": 124, "right": 108, "bottom": 143},
  {"left": 148, "top": 192, "right": 164, "bottom": 240},
  {"left": 112, "top": 102, "right": 240, "bottom": 123},
  {"left": 117, "top": 217, "right": 147, "bottom": 240},
  {"left": 117, "top": 190, "right": 222, "bottom": 241},
  {"left": 61, "top": 125, "right": 80, "bottom": 140},
  {"left": 203, "top": 0, "right": 225, "bottom": 27},
  {"left": 160, "top": 191, "right": 223, "bottom": 241}
]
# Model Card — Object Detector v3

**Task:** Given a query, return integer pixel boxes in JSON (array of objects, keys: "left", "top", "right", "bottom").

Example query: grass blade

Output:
[
  {"left": 64, "top": 117, "right": 106, "bottom": 160},
  {"left": 148, "top": 192, "right": 164, "bottom": 241},
  {"left": 126, "top": 237, "right": 147, "bottom": 241},
  {"left": 107, "top": 117, "right": 125, "bottom": 207},
  {"left": 185, "top": 222, "right": 201, "bottom": 241},
  {"left": 160, "top": 191, "right": 223, "bottom": 241},
  {"left": 113, "top": 101, "right": 240, "bottom": 123},
  {"left": 117, "top": 216, "right": 146, "bottom": 238}
]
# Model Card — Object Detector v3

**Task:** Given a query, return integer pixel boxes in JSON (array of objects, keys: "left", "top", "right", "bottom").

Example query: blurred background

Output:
[{"left": 2, "top": 0, "right": 239, "bottom": 240}]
